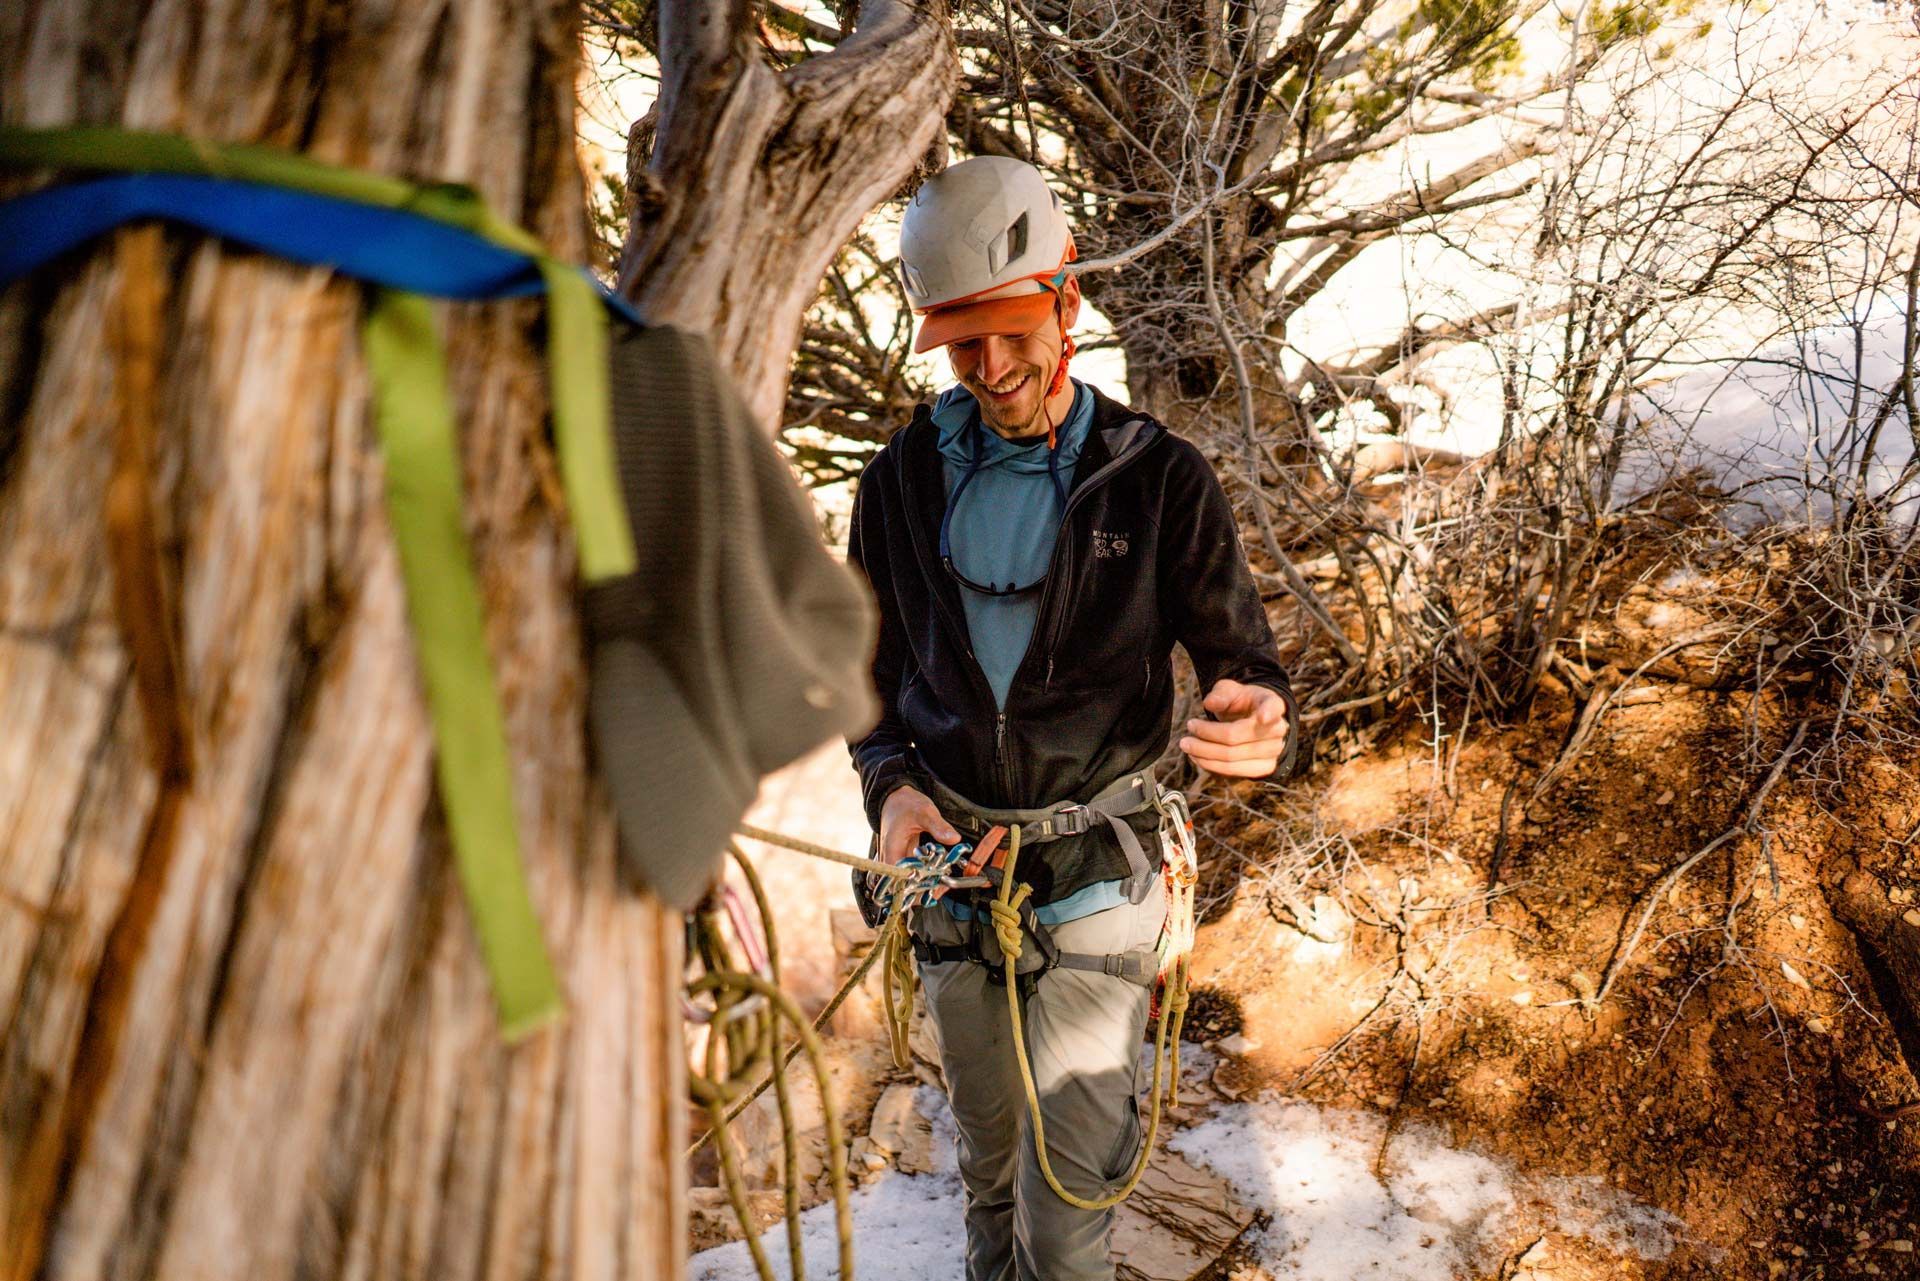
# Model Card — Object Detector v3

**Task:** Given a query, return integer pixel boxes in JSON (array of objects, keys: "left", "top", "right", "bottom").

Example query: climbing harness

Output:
[{"left": 924, "top": 768, "right": 1167, "bottom": 906}]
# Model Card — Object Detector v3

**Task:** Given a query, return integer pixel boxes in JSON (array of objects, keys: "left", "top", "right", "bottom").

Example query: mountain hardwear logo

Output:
[{"left": 1092, "top": 529, "right": 1131, "bottom": 558}]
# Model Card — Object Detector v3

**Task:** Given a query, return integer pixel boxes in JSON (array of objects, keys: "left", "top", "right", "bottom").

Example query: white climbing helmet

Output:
[{"left": 899, "top": 156, "right": 1076, "bottom": 352}]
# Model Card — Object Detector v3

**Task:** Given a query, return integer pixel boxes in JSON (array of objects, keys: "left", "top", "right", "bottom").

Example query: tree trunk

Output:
[
  {"left": 0, "top": 6, "right": 684, "bottom": 1280},
  {"left": 617, "top": 0, "right": 958, "bottom": 430}
]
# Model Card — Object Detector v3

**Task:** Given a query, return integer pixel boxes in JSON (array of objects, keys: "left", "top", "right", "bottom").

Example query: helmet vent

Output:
[
  {"left": 902, "top": 263, "right": 926, "bottom": 297},
  {"left": 1004, "top": 212, "right": 1030, "bottom": 268}
]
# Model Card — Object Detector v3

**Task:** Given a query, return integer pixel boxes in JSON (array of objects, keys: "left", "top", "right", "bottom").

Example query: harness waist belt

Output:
[
  {"left": 911, "top": 935, "right": 1158, "bottom": 987},
  {"left": 923, "top": 768, "right": 1164, "bottom": 902}
]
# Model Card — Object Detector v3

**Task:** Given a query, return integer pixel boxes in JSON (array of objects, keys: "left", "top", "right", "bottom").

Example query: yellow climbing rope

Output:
[
  {"left": 685, "top": 846, "right": 856, "bottom": 1281},
  {"left": 994, "top": 821, "right": 1194, "bottom": 1211},
  {"left": 686, "top": 835, "right": 925, "bottom": 1163},
  {"left": 696, "top": 812, "right": 1196, "bottom": 1241}
]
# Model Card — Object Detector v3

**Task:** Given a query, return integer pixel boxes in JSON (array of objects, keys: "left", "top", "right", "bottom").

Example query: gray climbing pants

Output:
[{"left": 913, "top": 876, "right": 1168, "bottom": 1281}]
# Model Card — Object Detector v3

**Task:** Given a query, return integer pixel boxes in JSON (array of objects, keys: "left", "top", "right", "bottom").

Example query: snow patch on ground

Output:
[
  {"left": 690, "top": 1089, "right": 965, "bottom": 1281},
  {"left": 690, "top": 1088, "right": 1687, "bottom": 1280},
  {"left": 1170, "top": 1098, "right": 1686, "bottom": 1279}
]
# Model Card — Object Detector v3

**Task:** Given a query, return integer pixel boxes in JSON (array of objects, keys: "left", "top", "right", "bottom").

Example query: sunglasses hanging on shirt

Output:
[{"left": 938, "top": 404, "right": 1070, "bottom": 597}]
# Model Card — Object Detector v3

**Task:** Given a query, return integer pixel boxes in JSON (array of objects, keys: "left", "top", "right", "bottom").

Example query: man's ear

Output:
[{"left": 1060, "top": 275, "right": 1083, "bottom": 331}]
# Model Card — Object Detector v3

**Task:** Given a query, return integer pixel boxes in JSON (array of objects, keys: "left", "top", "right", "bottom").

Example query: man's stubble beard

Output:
[{"left": 967, "top": 367, "right": 1049, "bottom": 440}]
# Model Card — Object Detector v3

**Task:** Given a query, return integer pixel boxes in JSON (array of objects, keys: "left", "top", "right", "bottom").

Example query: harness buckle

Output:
[{"left": 1050, "top": 804, "right": 1091, "bottom": 837}]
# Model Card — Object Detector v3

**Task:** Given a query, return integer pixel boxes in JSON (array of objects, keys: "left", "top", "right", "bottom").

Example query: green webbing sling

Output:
[
  {"left": 361, "top": 293, "right": 562, "bottom": 1038},
  {"left": 0, "top": 126, "right": 640, "bottom": 1039}
]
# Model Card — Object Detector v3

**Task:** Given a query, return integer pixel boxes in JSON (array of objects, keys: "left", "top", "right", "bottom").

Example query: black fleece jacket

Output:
[{"left": 847, "top": 383, "right": 1296, "bottom": 904}]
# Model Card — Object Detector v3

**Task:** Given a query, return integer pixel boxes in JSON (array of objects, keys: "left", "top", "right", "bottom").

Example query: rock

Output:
[
  {"left": 1211, "top": 1059, "right": 1249, "bottom": 1101},
  {"left": 1302, "top": 894, "right": 1351, "bottom": 943},
  {"left": 832, "top": 907, "right": 879, "bottom": 954},
  {"left": 1111, "top": 1146, "right": 1257, "bottom": 1281},
  {"left": 688, "top": 1185, "right": 786, "bottom": 1253},
  {"left": 827, "top": 909, "right": 888, "bottom": 1039},
  {"left": 1213, "top": 1033, "right": 1258, "bottom": 1057},
  {"left": 868, "top": 1084, "right": 937, "bottom": 1174},
  {"left": 729, "top": 1070, "right": 827, "bottom": 1188},
  {"left": 847, "top": 1135, "right": 889, "bottom": 1177}
]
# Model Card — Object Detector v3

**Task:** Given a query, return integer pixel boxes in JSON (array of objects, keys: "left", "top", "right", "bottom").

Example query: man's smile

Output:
[{"left": 979, "top": 373, "right": 1032, "bottom": 404}]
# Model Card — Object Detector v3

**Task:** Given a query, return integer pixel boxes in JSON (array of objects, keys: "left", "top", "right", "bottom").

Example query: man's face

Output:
[{"left": 946, "top": 281, "right": 1081, "bottom": 439}]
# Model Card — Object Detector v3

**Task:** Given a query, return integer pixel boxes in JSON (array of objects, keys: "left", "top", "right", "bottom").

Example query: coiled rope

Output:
[
  {"left": 685, "top": 845, "right": 855, "bottom": 1280},
  {"left": 687, "top": 832, "right": 933, "bottom": 1164}
]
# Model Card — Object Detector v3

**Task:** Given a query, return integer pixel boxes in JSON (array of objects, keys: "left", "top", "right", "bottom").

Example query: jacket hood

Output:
[{"left": 931, "top": 381, "right": 1096, "bottom": 476}]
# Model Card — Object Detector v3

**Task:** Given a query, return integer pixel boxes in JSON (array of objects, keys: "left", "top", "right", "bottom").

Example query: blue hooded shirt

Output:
[{"left": 933, "top": 380, "right": 1095, "bottom": 710}]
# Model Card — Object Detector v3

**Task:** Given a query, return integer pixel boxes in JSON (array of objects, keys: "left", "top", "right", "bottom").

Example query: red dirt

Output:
[{"left": 1190, "top": 683, "right": 1920, "bottom": 1279}]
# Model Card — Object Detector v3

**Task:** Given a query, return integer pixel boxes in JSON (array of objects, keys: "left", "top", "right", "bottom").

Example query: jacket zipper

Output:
[
  {"left": 900, "top": 418, "right": 1167, "bottom": 802},
  {"left": 995, "top": 712, "right": 1011, "bottom": 796}
]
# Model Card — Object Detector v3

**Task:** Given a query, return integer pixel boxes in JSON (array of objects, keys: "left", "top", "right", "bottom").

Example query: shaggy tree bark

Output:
[
  {"left": 616, "top": 0, "right": 958, "bottom": 429},
  {"left": 0, "top": 6, "right": 684, "bottom": 1280}
]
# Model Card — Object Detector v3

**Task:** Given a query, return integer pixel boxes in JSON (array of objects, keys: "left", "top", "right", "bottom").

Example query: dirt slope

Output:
[{"left": 1193, "top": 685, "right": 1920, "bottom": 1279}]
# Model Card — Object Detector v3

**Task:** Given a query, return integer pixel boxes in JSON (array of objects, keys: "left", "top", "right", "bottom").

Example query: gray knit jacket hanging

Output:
[{"left": 583, "top": 323, "right": 878, "bottom": 909}]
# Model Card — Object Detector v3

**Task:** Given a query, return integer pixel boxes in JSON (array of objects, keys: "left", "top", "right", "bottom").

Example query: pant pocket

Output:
[{"left": 1101, "top": 1092, "right": 1144, "bottom": 1184}]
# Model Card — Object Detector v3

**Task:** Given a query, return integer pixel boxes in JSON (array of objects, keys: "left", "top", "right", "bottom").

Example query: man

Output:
[{"left": 846, "top": 156, "right": 1297, "bottom": 1281}]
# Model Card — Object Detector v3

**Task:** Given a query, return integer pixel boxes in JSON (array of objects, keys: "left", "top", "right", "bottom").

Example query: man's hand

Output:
[
  {"left": 879, "top": 785, "right": 961, "bottom": 865},
  {"left": 1180, "top": 679, "right": 1291, "bottom": 779}
]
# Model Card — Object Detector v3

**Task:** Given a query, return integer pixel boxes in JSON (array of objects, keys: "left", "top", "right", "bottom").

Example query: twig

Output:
[
  {"left": 1483, "top": 777, "right": 1522, "bottom": 913},
  {"left": 1593, "top": 719, "right": 1810, "bottom": 1006}
]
